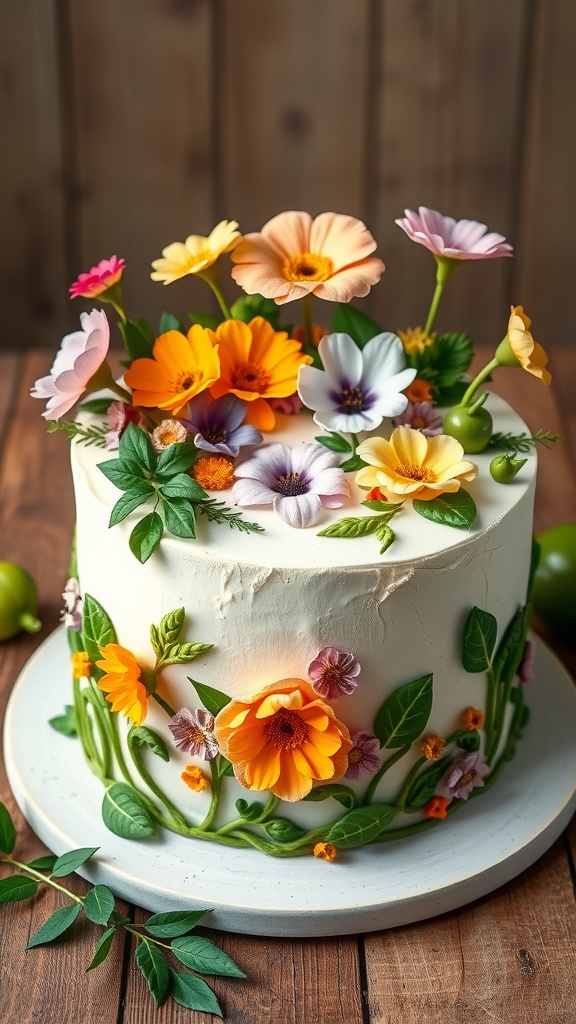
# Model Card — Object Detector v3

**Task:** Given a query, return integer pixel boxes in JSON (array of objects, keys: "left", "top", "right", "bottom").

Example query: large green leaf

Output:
[
  {"left": 162, "top": 496, "right": 197, "bottom": 539},
  {"left": 0, "top": 875, "right": 38, "bottom": 903},
  {"left": 0, "top": 802, "right": 16, "bottom": 854},
  {"left": 82, "top": 594, "right": 117, "bottom": 668},
  {"left": 374, "top": 674, "right": 433, "bottom": 749},
  {"left": 493, "top": 605, "right": 529, "bottom": 683},
  {"left": 86, "top": 927, "right": 116, "bottom": 972},
  {"left": 109, "top": 485, "right": 154, "bottom": 527},
  {"left": 156, "top": 443, "right": 197, "bottom": 479},
  {"left": 144, "top": 909, "right": 209, "bottom": 939},
  {"left": 102, "top": 784, "right": 156, "bottom": 840},
  {"left": 302, "top": 783, "right": 356, "bottom": 809},
  {"left": 51, "top": 846, "right": 99, "bottom": 877},
  {"left": 462, "top": 606, "right": 498, "bottom": 673},
  {"left": 119, "top": 422, "right": 157, "bottom": 472},
  {"left": 331, "top": 303, "right": 383, "bottom": 348},
  {"left": 27, "top": 904, "right": 81, "bottom": 947},
  {"left": 325, "top": 805, "right": 396, "bottom": 848},
  {"left": 135, "top": 939, "right": 170, "bottom": 1006},
  {"left": 129, "top": 511, "right": 164, "bottom": 563},
  {"left": 413, "top": 489, "right": 477, "bottom": 530},
  {"left": 158, "top": 310, "right": 183, "bottom": 334},
  {"left": 119, "top": 318, "right": 155, "bottom": 361},
  {"left": 84, "top": 884, "right": 115, "bottom": 925},
  {"left": 171, "top": 935, "right": 247, "bottom": 977}
]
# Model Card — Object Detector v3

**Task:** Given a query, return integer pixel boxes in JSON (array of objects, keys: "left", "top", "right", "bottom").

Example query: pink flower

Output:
[
  {"left": 395, "top": 207, "right": 513, "bottom": 261},
  {"left": 31, "top": 310, "right": 110, "bottom": 420},
  {"left": 308, "top": 646, "right": 361, "bottom": 698},
  {"left": 168, "top": 708, "right": 219, "bottom": 760},
  {"left": 105, "top": 401, "right": 144, "bottom": 449},
  {"left": 69, "top": 256, "right": 126, "bottom": 299},
  {"left": 396, "top": 401, "right": 443, "bottom": 436},
  {"left": 516, "top": 638, "right": 536, "bottom": 685},
  {"left": 438, "top": 750, "right": 489, "bottom": 800},
  {"left": 345, "top": 731, "right": 381, "bottom": 780},
  {"left": 268, "top": 393, "right": 305, "bottom": 416},
  {"left": 231, "top": 211, "right": 385, "bottom": 305}
]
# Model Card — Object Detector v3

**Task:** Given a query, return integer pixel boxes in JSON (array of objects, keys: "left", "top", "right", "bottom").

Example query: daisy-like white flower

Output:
[
  {"left": 396, "top": 401, "right": 443, "bottom": 437},
  {"left": 345, "top": 731, "right": 381, "bottom": 781},
  {"left": 308, "top": 647, "right": 361, "bottom": 698},
  {"left": 395, "top": 207, "right": 513, "bottom": 261},
  {"left": 438, "top": 749, "right": 489, "bottom": 800},
  {"left": 232, "top": 442, "right": 350, "bottom": 529},
  {"left": 31, "top": 309, "right": 111, "bottom": 420},
  {"left": 183, "top": 393, "right": 262, "bottom": 457},
  {"left": 168, "top": 708, "right": 219, "bottom": 760},
  {"left": 297, "top": 332, "right": 416, "bottom": 433}
]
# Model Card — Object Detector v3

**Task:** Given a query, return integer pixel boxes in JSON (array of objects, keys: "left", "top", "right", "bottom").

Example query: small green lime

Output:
[
  {"left": 0, "top": 562, "right": 42, "bottom": 642},
  {"left": 532, "top": 525, "right": 576, "bottom": 643},
  {"left": 443, "top": 404, "right": 493, "bottom": 453}
]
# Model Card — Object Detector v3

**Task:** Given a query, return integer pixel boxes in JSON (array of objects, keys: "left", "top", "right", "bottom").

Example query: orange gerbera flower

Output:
[
  {"left": 356, "top": 425, "right": 478, "bottom": 503},
  {"left": 213, "top": 678, "right": 352, "bottom": 802},
  {"left": 231, "top": 211, "right": 385, "bottom": 305},
  {"left": 210, "top": 317, "right": 312, "bottom": 430},
  {"left": 124, "top": 325, "right": 220, "bottom": 415},
  {"left": 96, "top": 643, "right": 148, "bottom": 726}
]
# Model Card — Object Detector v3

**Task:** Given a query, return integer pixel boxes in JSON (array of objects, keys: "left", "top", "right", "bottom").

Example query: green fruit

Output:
[
  {"left": 489, "top": 453, "right": 527, "bottom": 483},
  {"left": 532, "top": 525, "right": 576, "bottom": 643},
  {"left": 443, "top": 404, "right": 493, "bottom": 453},
  {"left": 0, "top": 562, "right": 42, "bottom": 642}
]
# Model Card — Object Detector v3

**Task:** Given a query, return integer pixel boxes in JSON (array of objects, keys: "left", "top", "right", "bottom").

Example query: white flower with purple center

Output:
[
  {"left": 345, "top": 730, "right": 381, "bottom": 780},
  {"left": 297, "top": 332, "right": 416, "bottom": 433},
  {"left": 396, "top": 400, "right": 443, "bottom": 437},
  {"left": 168, "top": 707, "right": 219, "bottom": 760},
  {"left": 232, "top": 442, "right": 350, "bottom": 529},
  {"left": 308, "top": 646, "right": 361, "bottom": 698},
  {"left": 438, "top": 749, "right": 489, "bottom": 800},
  {"left": 182, "top": 393, "right": 262, "bottom": 457}
]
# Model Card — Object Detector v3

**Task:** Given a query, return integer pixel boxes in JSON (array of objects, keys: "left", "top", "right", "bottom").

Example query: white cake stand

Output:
[{"left": 3, "top": 627, "right": 576, "bottom": 938}]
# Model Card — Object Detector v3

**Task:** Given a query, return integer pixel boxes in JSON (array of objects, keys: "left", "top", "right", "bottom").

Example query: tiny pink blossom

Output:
[
  {"left": 345, "top": 730, "right": 381, "bottom": 780},
  {"left": 395, "top": 207, "right": 513, "bottom": 261},
  {"left": 168, "top": 707, "right": 219, "bottom": 760},
  {"left": 308, "top": 646, "right": 361, "bottom": 698},
  {"left": 105, "top": 401, "right": 144, "bottom": 449},
  {"left": 61, "top": 578, "right": 83, "bottom": 631},
  {"left": 396, "top": 401, "right": 443, "bottom": 436},
  {"left": 31, "top": 309, "right": 110, "bottom": 420},
  {"left": 438, "top": 749, "right": 489, "bottom": 800},
  {"left": 69, "top": 256, "right": 126, "bottom": 299},
  {"left": 268, "top": 393, "right": 305, "bottom": 415},
  {"left": 516, "top": 638, "right": 536, "bottom": 685}
]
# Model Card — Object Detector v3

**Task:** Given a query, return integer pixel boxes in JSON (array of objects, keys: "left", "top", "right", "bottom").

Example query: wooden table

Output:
[{"left": 0, "top": 347, "right": 575, "bottom": 1024}]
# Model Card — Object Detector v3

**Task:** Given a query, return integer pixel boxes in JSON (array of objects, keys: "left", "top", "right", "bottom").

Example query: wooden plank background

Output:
[{"left": 2, "top": 0, "right": 575, "bottom": 354}]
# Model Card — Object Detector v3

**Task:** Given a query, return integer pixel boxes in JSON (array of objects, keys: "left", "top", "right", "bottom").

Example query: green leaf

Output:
[
  {"left": 340, "top": 454, "right": 367, "bottom": 472},
  {"left": 119, "top": 318, "right": 155, "bottom": 361},
  {"left": 302, "top": 783, "right": 357, "bottom": 809},
  {"left": 493, "top": 605, "right": 529, "bottom": 683},
  {"left": 119, "top": 422, "right": 157, "bottom": 472},
  {"left": 528, "top": 538, "right": 541, "bottom": 600},
  {"left": 376, "top": 523, "right": 395, "bottom": 554},
  {"left": 158, "top": 641, "right": 213, "bottom": 667},
  {"left": 403, "top": 757, "right": 451, "bottom": 812},
  {"left": 129, "top": 511, "right": 164, "bottom": 563},
  {"left": 135, "top": 939, "right": 170, "bottom": 1007},
  {"left": 458, "top": 730, "right": 481, "bottom": 752},
  {"left": 79, "top": 397, "right": 114, "bottom": 414},
  {"left": 0, "top": 875, "right": 38, "bottom": 903},
  {"left": 49, "top": 704, "right": 78, "bottom": 737},
  {"left": 229, "top": 293, "right": 282, "bottom": 328},
  {"left": 325, "top": 805, "right": 396, "bottom": 849},
  {"left": 0, "top": 801, "right": 16, "bottom": 854},
  {"left": 82, "top": 594, "right": 117, "bottom": 671},
  {"left": 189, "top": 678, "right": 231, "bottom": 716},
  {"left": 413, "top": 489, "right": 477, "bottom": 530},
  {"left": 218, "top": 756, "right": 235, "bottom": 777},
  {"left": 102, "top": 783, "right": 157, "bottom": 839},
  {"left": 158, "top": 310, "right": 183, "bottom": 334},
  {"left": 144, "top": 909, "right": 210, "bottom": 938},
  {"left": 373, "top": 674, "right": 433, "bottom": 749},
  {"left": 462, "top": 606, "right": 498, "bottom": 673},
  {"left": 128, "top": 726, "right": 170, "bottom": 762},
  {"left": 361, "top": 499, "right": 391, "bottom": 512},
  {"left": 27, "top": 855, "right": 58, "bottom": 871},
  {"left": 188, "top": 310, "right": 221, "bottom": 330},
  {"left": 109, "top": 485, "right": 154, "bottom": 527},
  {"left": 84, "top": 884, "right": 115, "bottom": 925},
  {"left": 424, "top": 332, "right": 474, "bottom": 388},
  {"left": 52, "top": 846, "right": 99, "bottom": 877},
  {"left": 156, "top": 606, "right": 184, "bottom": 647},
  {"left": 318, "top": 507, "right": 401, "bottom": 541},
  {"left": 314, "top": 432, "right": 352, "bottom": 454},
  {"left": 162, "top": 496, "right": 197, "bottom": 538},
  {"left": 435, "top": 380, "right": 468, "bottom": 406},
  {"left": 169, "top": 969, "right": 223, "bottom": 1016},
  {"left": 171, "top": 935, "right": 247, "bottom": 978},
  {"left": 27, "top": 904, "right": 81, "bottom": 947},
  {"left": 331, "top": 303, "right": 383, "bottom": 349},
  {"left": 263, "top": 818, "right": 307, "bottom": 843},
  {"left": 86, "top": 927, "right": 116, "bottom": 972},
  {"left": 235, "top": 798, "right": 265, "bottom": 821},
  {"left": 97, "top": 457, "right": 148, "bottom": 491},
  {"left": 156, "top": 442, "right": 197, "bottom": 479},
  {"left": 160, "top": 473, "right": 206, "bottom": 501}
]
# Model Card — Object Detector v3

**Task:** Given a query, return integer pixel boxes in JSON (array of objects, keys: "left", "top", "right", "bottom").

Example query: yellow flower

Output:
[
  {"left": 124, "top": 326, "right": 220, "bottom": 415},
  {"left": 151, "top": 220, "right": 241, "bottom": 284},
  {"left": 71, "top": 651, "right": 91, "bottom": 679},
  {"left": 356, "top": 425, "right": 478, "bottom": 503},
  {"left": 498, "top": 306, "right": 551, "bottom": 384},
  {"left": 192, "top": 455, "right": 235, "bottom": 491},
  {"left": 313, "top": 842, "right": 337, "bottom": 862},
  {"left": 96, "top": 643, "right": 148, "bottom": 726},
  {"left": 181, "top": 765, "right": 211, "bottom": 792},
  {"left": 398, "top": 327, "right": 434, "bottom": 355}
]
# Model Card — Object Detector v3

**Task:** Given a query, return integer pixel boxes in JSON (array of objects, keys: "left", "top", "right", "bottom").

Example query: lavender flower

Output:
[
  {"left": 308, "top": 646, "right": 361, "bottom": 698},
  {"left": 61, "top": 577, "right": 83, "bottom": 631},
  {"left": 438, "top": 749, "right": 489, "bottom": 800},
  {"left": 297, "top": 332, "right": 416, "bottom": 433},
  {"left": 168, "top": 707, "right": 219, "bottom": 760},
  {"left": 396, "top": 401, "right": 443, "bottom": 437},
  {"left": 182, "top": 393, "right": 262, "bottom": 457},
  {"left": 232, "top": 442, "right": 350, "bottom": 529},
  {"left": 345, "top": 731, "right": 380, "bottom": 780}
]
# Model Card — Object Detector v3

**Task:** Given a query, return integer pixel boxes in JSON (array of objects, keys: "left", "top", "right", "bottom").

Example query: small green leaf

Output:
[
  {"left": 318, "top": 507, "right": 401, "bottom": 541},
  {"left": 218, "top": 756, "right": 235, "bottom": 777},
  {"left": 188, "top": 310, "right": 221, "bottom": 330},
  {"left": 129, "top": 511, "right": 164, "bottom": 563},
  {"left": 169, "top": 969, "right": 223, "bottom": 1016},
  {"left": 119, "top": 318, "right": 155, "bottom": 361},
  {"left": 52, "top": 846, "right": 99, "bottom": 877},
  {"left": 462, "top": 606, "right": 498, "bottom": 673},
  {"left": 156, "top": 607, "right": 184, "bottom": 647},
  {"left": 189, "top": 679, "right": 231, "bottom": 716},
  {"left": 423, "top": 332, "right": 474, "bottom": 388},
  {"left": 340, "top": 453, "right": 367, "bottom": 472},
  {"left": 156, "top": 443, "right": 197, "bottom": 479},
  {"left": 0, "top": 802, "right": 16, "bottom": 854},
  {"left": 302, "top": 783, "right": 357, "bottom": 809},
  {"left": 102, "top": 783, "right": 157, "bottom": 840},
  {"left": 413, "top": 489, "right": 477, "bottom": 530},
  {"left": 361, "top": 499, "right": 391, "bottom": 512},
  {"left": 403, "top": 757, "right": 451, "bottom": 812},
  {"left": 97, "top": 457, "right": 148, "bottom": 491},
  {"left": 314, "top": 433, "right": 352, "bottom": 454},
  {"left": 27, "top": 904, "right": 81, "bottom": 947},
  {"left": 376, "top": 523, "right": 395, "bottom": 554},
  {"left": 79, "top": 397, "right": 114, "bottom": 414},
  {"left": 160, "top": 474, "right": 206, "bottom": 501},
  {"left": 458, "top": 731, "right": 481, "bottom": 752},
  {"left": 82, "top": 594, "right": 117, "bottom": 670},
  {"left": 119, "top": 422, "right": 157, "bottom": 472},
  {"left": 229, "top": 293, "right": 282, "bottom": 328},
  {"left": 159, "top": 641, "right": 213, "bottom": 667},
  {"left": 263, "top": 818, "right": 307, "bottom": 843},
  {"left": 135, "top": 939, "right": 170, "bottom": 1007},
  {"left": 86, "top": 927, "right": 116, "bottom": 972},
  {"left": 49, "top": 704, "right": 78, "bottom": 737},
  {"left": 162, "top": 496, "right": 197, "bottom": 538},
  {"left": 171, "top": 935, "right": 247, "bottom": 978},
  {"left": 374, "top": 674, "right": 434, "bottom": 749},
  {"left": 331, "top": 303, "right": 383, "bottom": 349},
  {"left": 235, "top": 799, "right": 265, "bottom": 821},
  {"left": 0, "top": 875, "right": 38, "bottom": 903},
  {"left": 158, "top": 310, "right": 183, "bottom": 334},
  {"left": 84, "top": 884, "right": 115, "bottom": 925},
  {"left": 109, "top": 486, "right": 154, "bottom": 527},
  {"left": 325, "top": 805, "right": 396, "bottom": 848},
  {"left": 27, "top": 855, "right": 58, "bottom": 871},
  {"left": 128, "top": 726, "right": 170, "bottom": 762},
  {"left": 144, "top": 909, "right": 209, "bottom": 938}
]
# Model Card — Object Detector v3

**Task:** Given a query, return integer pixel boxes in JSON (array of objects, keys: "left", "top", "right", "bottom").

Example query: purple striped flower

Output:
[
  {"left": 396, "top": 401, "right": 443, "bottom": 437},
  {"left": 345, "top": 731, "right": 381, "bottom": 780},
  {"left": 438, "top": 749, "right": 489, "bottom": 800},
  {"left": 308, "top": 647, "right": 361, "bottom": 698},
  {"left": 168, "top": 708, "right": 219, "bottom": 760}
]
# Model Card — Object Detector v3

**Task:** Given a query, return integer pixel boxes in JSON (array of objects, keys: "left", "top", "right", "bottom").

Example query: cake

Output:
[{"left": 33, "top": 208, "right": 552, "bottom": 858}]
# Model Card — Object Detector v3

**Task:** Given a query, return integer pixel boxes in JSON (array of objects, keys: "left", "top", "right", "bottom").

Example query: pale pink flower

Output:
[
  {"left": 345, "top": 731, "right": 381, "bottom": 780},
  {"left": 231, "top": 211, "right": 385, "bottom": 305},
  {"left": 69, "top": 256, "right": 125, "bottom": 299},
  {"left": 396, "top": 401, "right": 443, "bottom": 436},
  {"left": 516, "top": 638, "right": 536, "bottom": 685},
  {"left": 438, "top": 750, "right": 489, "bottom": 800},
  {"left": 395, "top": 207, "right": 513, "bottom": 261},
  {"left": 31, "top": 309, "right": 110, "bottom": 420},
  {"left": 268, "top": 393, "right": 305, "bottom": 416},
  {"left": 308, "top": 647, "right": 361, "bottom": 698},
  {"left": 105, "top": 401, "right": 144, "bottom": 449},
  {"left": 168, "top": 708, "right": 219, "bottom": 760}
]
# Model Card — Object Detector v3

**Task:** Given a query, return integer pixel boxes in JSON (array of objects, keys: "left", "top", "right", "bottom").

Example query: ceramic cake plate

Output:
[{"left": 3, "top": 627, "right": 576, "bottom": 938}]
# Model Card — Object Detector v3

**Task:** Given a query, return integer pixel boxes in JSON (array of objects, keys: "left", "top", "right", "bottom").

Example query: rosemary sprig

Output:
[
  {"left": 194, "top": 499, "right": 264, "bottom": 534},
  {"left": 47, "top": 420, "right": 109, "bottom": 448},
  {"left": 487, "top": 428, "right": 564, "bottom": 453}
]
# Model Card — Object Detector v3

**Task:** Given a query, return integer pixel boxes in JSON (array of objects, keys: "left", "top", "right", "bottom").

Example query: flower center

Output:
[
  {"left": 348, "top": 747, "right": 363, "bottom": 765},
  {"left": 187, "top": 725, "right": 207, "bottom": 745},
  {"left": 192, "top": 456, "right": 235, "bottom": 490},
  {"left": 203, "top": 427, "right": 227, "bottom": 444},
  {"left": 395, "top": 462, "right": 438, "bottom": 483},
  {"left": 274, "top": 471, "right": 308, "bottom": 496},
  {"left": 264, "top": 708, "right": 308, "bottom": 750},
  {"left": 459, "top": 768, "right": 477, "bottom": 787},
  {"left": 412, "top": 416, "right": 426, "bottom": 429},
  {"left": 175, "top": 369, "right": 203, "bottom": 393},
  {"left": 339, "top": 386, "right": 366, "bottom": 412},
  {"left": 282, "top": 252, "right": 335, "bottom": 282},
  {"left": 231, "top": 362, "right": 271, "bottom": 394}
]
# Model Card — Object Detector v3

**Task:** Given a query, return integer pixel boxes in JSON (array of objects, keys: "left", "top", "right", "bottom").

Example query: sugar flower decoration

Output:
[
  {"left": 424, "top": 796, "right": 450, "bottom": 819},
  {"left": 396, "top": 207, "right": 513, "bottom": 261},
  {"left": 192, "top": 455, "right": 235, "bottom": 491},
  {"left": 183, "top": 392, "right": 262, "bottom": 456},
  {"left": 168, "top": 707, "right": 219, "bottom": 760},
  {"left": 71, "top": 651, "right": 91, "bottom": 679},
  {"left": 151, "top": 221, "right": 241, "bottom": 284},
  {"left": 516, "top": 638, "right": 536, "bottom": 685},
  {"left": 420, "top": 734, "right": 446, "bottom": 761},
  {"left": 69, "top": 256, "right": 126, "bottom": 299},
  {"left": 438, "top": 749, "right": 489, "bottom": 800},
  {"left": 231, "top": 210, "right": 385, "bottom": 305},
  {"left": 404, "top": 378, "right": 434, "bottom": 404},
  {"left": 496, "top": 306, "right": 551, "bottom": 384},
  {"left": 181, "top": 765, "right": 210, "bottom": 792},
  {"left": 232, "top": 442, "right": 350, "bottom": 528},
  {"left": 462, "top": 707, "right": 485, "bottom": 730},
  {"left": 313, "top": 842, "right": 337, "bottom": 861},
  {"left": 308, "top": 647, "right": 361, "bottom": 698},
  {"left": 213, "top": 678, "right": 352, "bottom": 802},
  {"left": 396, "top": 401, "right": 443, "bottom": 436},
  {"left": 31, "top": 309, "right": 111, "bottom": 420},
  {"left": 105, "top": 401, "right": 143, "bottom": 450},
  {"left": 151, "top": 419, "right": 189, "bottom": 452},
  {"left": 298, "top": 332, "right": 416, "bottom": 433},
  {"left": 124, "top": 325, "right": 220, "bottom": 415},
  {"left": 345, "top": 731, "right": 381, "bottom": 781},
  {"left": 356, "top": 426, "right": 478, "bottom": 503},
  {"left": 96, "top": 643, "right": 148, "bottom": 726},
  {"left": 61, "top": 577, "right": 83, "bottom": 631}
]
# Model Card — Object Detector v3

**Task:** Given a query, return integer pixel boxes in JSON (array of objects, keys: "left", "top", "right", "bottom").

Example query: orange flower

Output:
[
  {"left": 210, "top": 317, "right": 312, "bottom": 430},
  {"left": 421, "top": 735, "right": 446, "bottom": 760},
  {"left": 497, "top": 306, "right": 551, "bottom": 384},
  {"left": 356, "top": 426, "right": 478, "bottom": 503},
  {"left": 313, "top": 842, "right": 337, "bottom": 862},
  {"left": 96, "top": 643, "right": 148, "bottom": 726},
  {"left": 124, "top": 326, "right": 220, "bottom": 415},
  {"left": 71, "top": 651, "right": 91, "bottom": 679},
  {"left": 231, "top": 211, "right": 385, "bottom": 305},
  {"left": 424, "top": 796, "right": 450, "bottom": 819},
  {"left": 404, "top": 377, "right": 434, "bottom": 403},
  {"left": 181, "top": 765, "right": 211, "bottom": 792},
  {"left": 192, "top": 456, "right": 235, "bottom": 491},
  {"left": 291, "top": 323, "right": 327, "bottom": 349},
  {"left": 462, "top": 707, "right": 485, "bottom": 731},
  {"left": 213, "top": 678, "right": 352, "bottom": 802}
]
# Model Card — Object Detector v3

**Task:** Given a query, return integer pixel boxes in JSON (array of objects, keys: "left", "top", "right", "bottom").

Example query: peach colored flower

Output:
[
  {"left": 96, "top": 643, "right": 148, "bottom": 726},
  {"left": 499, "top": 306, "right": 551, "bottom": 384},
  {"left": 30, "top": 309, "right": 111, "bottom": 420},
  {"left": 151, "top": 221, "right": 241, "bottom": 284},
  {"left": 356, "top": 425, "right": 478, "bottom": 504},
  {"left": 231, "top": 211, "right": 385, "bottom": 305},
  {"left": 69, "top": 256, "right": 125, "bottom": 299},
  {"left": 213, "top": 678, "right": 352, "bottom": 802},
  {"left": 210, "top": 317, "right": 312, "bottom": 430},
  {"left": 124, "top": 325, "right": 220, "bottom": 415}
]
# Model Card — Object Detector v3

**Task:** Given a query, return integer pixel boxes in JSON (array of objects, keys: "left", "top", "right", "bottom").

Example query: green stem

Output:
[
  {"left": 363, "top": 744, "right": 411, "bottom": 805},
  {"left": 423, "top": 257, "right": 455, "bottom": 336},
  {"left": 199, "top": 272, "right": 231, "bottom": 320},
  {"left": 83, "top": 689, "right": 113, "bottom": 779},
  {"left": 1, "top": 856, "right": 84, "bottom": 904},
  {"left": 87, "top": 679, "right": 134, "bottom": 785},
  {"left": 73, "top": 678, "right": 106, "bottom": 780},
  {"left": 395, "top": 756, "right": 426, "bottom": 811},
  {"left": 460, "top": 357, "right": 500, "bottom": 408},
  {"left": 216, "top": 794, "right": 280, "bottom": 835},
  {"left": 127, "top": 738, "right": 191, "bottom": 830},
  {"left": 301, "top": 293, "right": 314, "bottom": 352},
  {"left": 197, "top": 760, "right": 222, "bottom": 831},
  {"left": 151, "top": 691, "right": 177, "bottom": 718}
]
